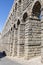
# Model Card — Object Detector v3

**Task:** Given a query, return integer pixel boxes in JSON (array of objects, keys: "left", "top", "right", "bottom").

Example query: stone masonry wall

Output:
[{"left": 1, "top": 0, "right": 42, "bottom": 60}]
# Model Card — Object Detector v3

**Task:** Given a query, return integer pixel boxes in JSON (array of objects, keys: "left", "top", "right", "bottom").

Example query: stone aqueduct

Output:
[{"left": 1, "top": 0, "right": 43, "bottom": 61}]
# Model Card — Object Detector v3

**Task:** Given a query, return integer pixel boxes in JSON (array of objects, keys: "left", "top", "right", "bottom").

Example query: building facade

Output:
[{"left": 1, "top": 0, "right": 43, "bottom": 60}]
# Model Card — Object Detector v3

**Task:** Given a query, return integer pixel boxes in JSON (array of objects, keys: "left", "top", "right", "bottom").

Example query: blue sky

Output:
[{"left": 0, "top": 0, "right": 14, "bottom": 32}]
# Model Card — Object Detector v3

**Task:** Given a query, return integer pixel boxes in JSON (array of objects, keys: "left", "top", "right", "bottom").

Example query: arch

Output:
[
  {"left": 32, "top": 1, "right": 41, "bottom": 18},
  {"left": 15, "top": 3, "right": 17, "bottom": 10},
  {"left": 23, "top": 12, "right": 28, "bottom": 21},
  {"left": 13, "top": 24, "right": 15, "bottom": 28},
  {"left": 19, "top": 0, "right": 21, "bottom": 3},
  {"left": 17, "top": 19, "right": 20, "bottom": 26},
  {"left": 11, "top": 27, "right": 12, "bottom": 31}
]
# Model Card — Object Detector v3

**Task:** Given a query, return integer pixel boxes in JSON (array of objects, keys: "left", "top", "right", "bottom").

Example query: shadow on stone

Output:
[{"left": 0, "top": 51, "right": 6, "bottom": 58}]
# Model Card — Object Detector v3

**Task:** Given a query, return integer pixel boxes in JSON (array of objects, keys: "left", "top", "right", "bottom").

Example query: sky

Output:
[{"left": 0, "top": 0, "right": 14, "bottom": 32}]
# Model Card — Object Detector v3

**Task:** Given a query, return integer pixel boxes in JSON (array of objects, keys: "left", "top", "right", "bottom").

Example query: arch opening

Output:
[
  {"left": 13, "top": 24, "right": 15, "bottom": 28},
  {"left": 19, "top": 0, "right": 21, "bottom": 3},
  {"left": 23, "top": 12, "right": 28, "bottom": 21},
  {"left": 15, "top": 3, "right": 17, "bottom": 10},
  {"left": 11, "top": 27, "right": 12, "bottom": 31},
  {"left": 32, "top": 1, "right": 41, "bottom": 18},
  {"left": 17, "top": 19, "right": 20, "bottom": 26}
]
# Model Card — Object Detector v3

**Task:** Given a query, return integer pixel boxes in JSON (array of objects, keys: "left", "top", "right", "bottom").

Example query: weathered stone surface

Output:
[{"left": 1, "top": 0, "right": 43, "bottom": 61}]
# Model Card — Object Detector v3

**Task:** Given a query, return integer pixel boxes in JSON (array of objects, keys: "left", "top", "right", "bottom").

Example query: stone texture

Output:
[{"left": 1, "top": 0, "right": 43, "bottom": 61}]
